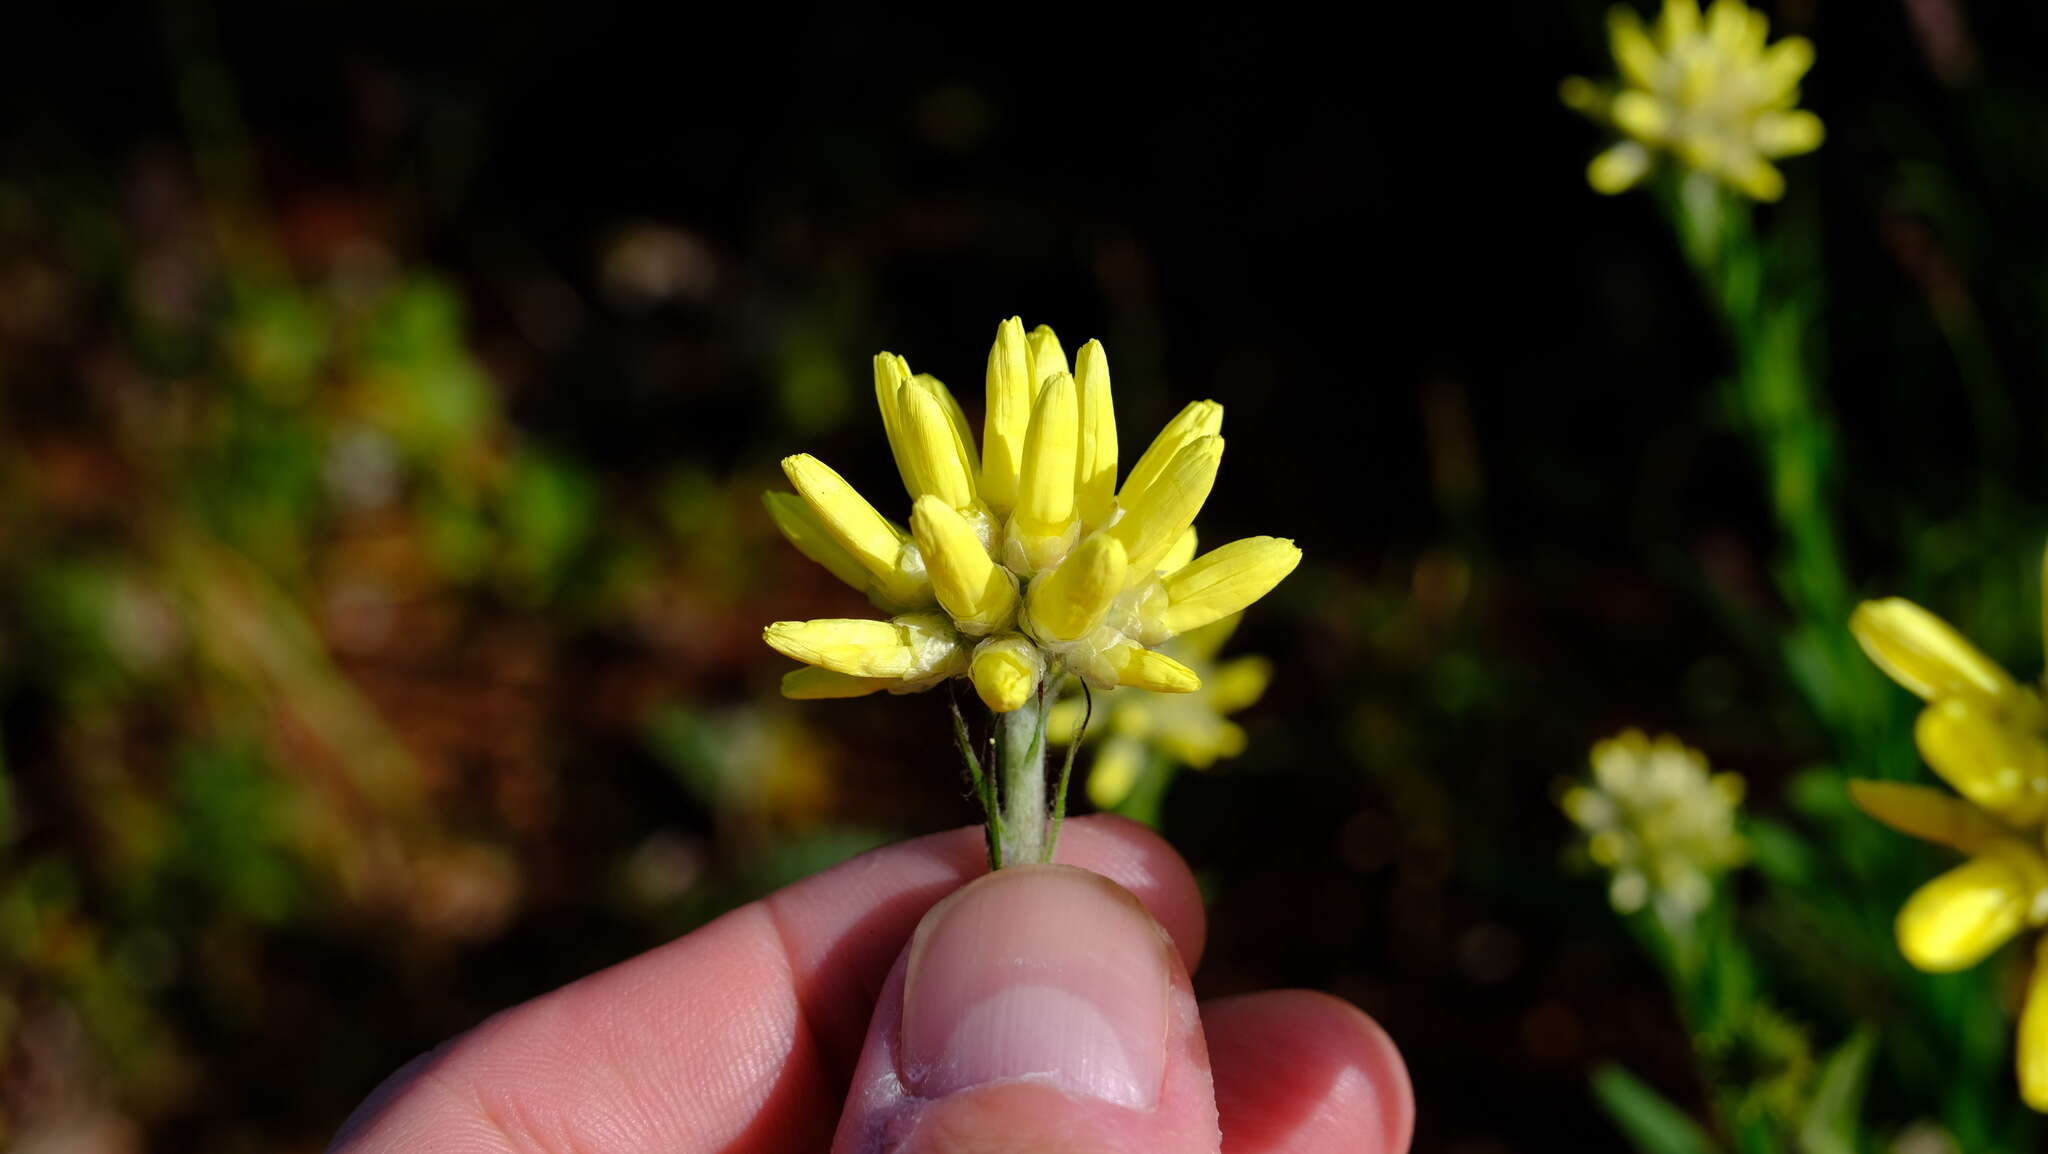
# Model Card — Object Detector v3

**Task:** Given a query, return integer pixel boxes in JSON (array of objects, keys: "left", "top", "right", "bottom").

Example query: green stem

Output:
[{"left": 995, "top": 683, "right": 1047, "bottom": 867}]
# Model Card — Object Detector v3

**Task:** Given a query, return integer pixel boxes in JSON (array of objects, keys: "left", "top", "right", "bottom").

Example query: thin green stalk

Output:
[{"left": 995, "top": 684, "right": 1048, "bottom": 867}]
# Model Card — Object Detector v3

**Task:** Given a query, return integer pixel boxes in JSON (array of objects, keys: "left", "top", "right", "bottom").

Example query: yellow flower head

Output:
[
  {"left": 764, "top": 319, "right": 1301, "bottom": 713},
  {"left": 1848, "top": 584, "right": 2048, "bottom": 1111},
  {"left": 1562, "top": 0, "right": 1824, "bottom": 201},
  {"left": 1561, "top": 729, "right": 1748, "bottom": 926},
  {"left": 1047, "top": 611, "right": 1276, "bottom": 809}
]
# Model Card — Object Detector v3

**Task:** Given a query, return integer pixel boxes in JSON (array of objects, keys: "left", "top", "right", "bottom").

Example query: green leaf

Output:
[
  {"left": 1797, "top": 1028, "right": 1876, "bottom": 1154},
  {"left": 1592, "top": 1064, "right": 1725, "bottom": 1154}
]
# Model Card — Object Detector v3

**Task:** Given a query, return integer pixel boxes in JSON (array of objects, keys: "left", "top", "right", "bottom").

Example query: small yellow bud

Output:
[
  {"left": 1113, "top": 644, "right": 1200, "bottom": 693},
  {"left": 2020, "top": 937, "right": 2048, "bottom": 1111},
  {"left": 1851, "top": 597, "right": 2018, "bottom": 704},
  {"left": 1847, "top": 779, "right": 2010, "bottom": 854},
  {"left": 970, "top": 633, "right": 1042, "bottom": 713},
  {"left": 781, "top": 454, "right": 928, "bottom": 607},
  {"left": 1915, "top": 696, "right": 2048, "bottom": 827},
  {"left": 1027, "top": 324, "right": 1068, "bottom": 392},
  {"left": 1121, "top": 400, "right": 1222, "bottom": 508},
  {"left": 1027, "top": 533, "right": 1128, "bottom": 643},
  {"left": 1157, "top": 536, "right": 1302, "bottom": 636},
  {"left": 1896, "top": 842, "right": 2048, "bottom": 973},
  {"left": 1073, "top": 339, "right": 1118, "bottom": 528},
  {"left": 1086, "top": 736, "right": 1144, "bottom": 809},
  {"left": 781, "top": 666, "right": 889, "bottom": 700},
  {"left": 1607, "top": 8, "right": 1660, "bottom": 89},
  {"left": 763, "top": 491, "right": 872, "bottom": 594},
  {"left": 911, "top": 496, "right": 1016, "bottom": 635},
  {"left": 1109, "top": 436, "right": 1223, "bottom": 577},
  {"left": 899, "top": 382, "right": 979, "bottom": 511},
  {"left": 1206, "top": 654, "right": 1275, "bottom": 713},
  {"left": 1588, "top": 143, "right": 1653, "bottom": 195},
  {"left": 981, "top": 317, "right": 1033, "bottom": 514},
  {"left": 763, "top": 613, "right": 962, "bottom": 681},
  {"left": 873, "top": 353, "right": 917, "bottom": 497},
  {"left": 1008, "top": 371, "right": 1082, "bottom": 574}
]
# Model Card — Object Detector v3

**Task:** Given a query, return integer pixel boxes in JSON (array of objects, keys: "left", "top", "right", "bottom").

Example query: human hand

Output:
[{"left": 327, "top": 816, "right": 1413, "bottom": 1153}]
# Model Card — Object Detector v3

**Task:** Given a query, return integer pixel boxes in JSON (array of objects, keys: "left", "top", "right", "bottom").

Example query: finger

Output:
[
  {"left": 329, "top": 816, "right": 1205, "bottom": 1154},
  {"left": 1205, "top": 991, "right": 1413, "bottom": 1154},
  {"left": 832, "top": 865, "right": 1221, "bottom": 1154}
]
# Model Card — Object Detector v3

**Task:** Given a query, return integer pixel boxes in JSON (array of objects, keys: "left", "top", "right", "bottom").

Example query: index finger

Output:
[{"left": 329, "top": 815, "right": 1207, "bottom": 1154}]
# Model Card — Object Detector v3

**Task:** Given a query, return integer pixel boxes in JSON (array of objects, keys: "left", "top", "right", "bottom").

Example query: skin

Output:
[{"left": 328, "top": 816, "right": 1414, "bottom": 1154}]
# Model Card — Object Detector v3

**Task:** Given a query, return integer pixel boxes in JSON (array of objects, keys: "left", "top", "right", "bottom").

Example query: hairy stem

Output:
[{"left": 994, "top": 683, "right": 1047, "bottom": 868}]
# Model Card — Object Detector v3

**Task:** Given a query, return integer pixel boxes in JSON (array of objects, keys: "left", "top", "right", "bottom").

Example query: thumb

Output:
[{"left": 831, "top": 863, "right": 1219, "bottom": 1154}]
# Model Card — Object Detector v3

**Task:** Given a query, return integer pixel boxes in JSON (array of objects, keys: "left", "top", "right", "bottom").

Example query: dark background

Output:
[{"left": 5, "top": 3, "right": 2046, "bottom": 1151}]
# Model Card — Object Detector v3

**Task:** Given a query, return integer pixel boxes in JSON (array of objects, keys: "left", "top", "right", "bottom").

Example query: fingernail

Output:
[{"left": 900, "top": 864, "right": 1172, "bottom": 1109}]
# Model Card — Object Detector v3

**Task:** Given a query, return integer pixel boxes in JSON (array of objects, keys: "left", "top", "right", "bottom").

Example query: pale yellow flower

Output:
[
  {"left": 764, "top": 319, "right": 1301, "bottom": 712},
  {"left": 1047, "top": 610, "right": 1275, "bottom": 809},
  {"left": 1848, "top": 586, "right": 2048, "bottom": 1111},
  {"left": 1562, "top": 0, "right": 1824, "bottom": 201},
  {"left": 1561, "top": 730, "right": 1747, "bottom": 926}
]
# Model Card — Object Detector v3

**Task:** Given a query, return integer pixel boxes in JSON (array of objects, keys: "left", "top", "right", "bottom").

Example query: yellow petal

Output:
[
  {"left": 899, "top": 382, "right": 979, "bottom": 510},
  {"left": 1588, "top": 142, "right": 1653, "bottom": 194},
  {"left": 1847, "top": 779, "right": 2010, "bottom": 853},
  {"left": 1207, "top": 654, "right": 1275, "bottom": 714},
  {"left": 917, "top": 372, "right": 980, "bottom": 480},
  {"left": 1086, "top": 737, "right": 1144, "bottom": 809},
  {"left": 2020, "top": 936, "right": 2048, "bottom": 1111},
  {"left": 1113, "top": 644, "right": 1200, "bottom": 693},
  {"left": 1027, "top": 533, "right": 1128, "bottom": 643},
  {"left": 1896, "top": 843, "right": 2048, "bottom": 972},
  {"left": 1559, "top": 76, "right": 1608, "bottom": 118},
  {"left": 1121, "top": 400, "right": 1222, "bottom": 507},
  {"left": 1759, "top": 36, "right": 1816, "bottom": 101},
  {"left": 1109, "top": 435, "right": 1223, "bottom": 577},
  {"left": 873, "top": 353, "right": 917, "bottom": 497},
  {"left": 764, "top": 613, "right": 961, "bottom": 680},
  {"left": 970, "top": 633, "right": 1042, "bottom": 713},
  {"left": 781, "top": 666, "right": 889, "bottom": 699},
  {"left": 1073, "top": 339, "right": 1119, "bottom": 527},
  {"left": 1157, "top": 526, "right": 1199, "bottom": 575},
  {"left": 1915, "top": 697, "right": 2048, "bottom": 826},
  {"left": 1724, "top": 153, "right": 1786, "bottom": 202},
  {"left": 1610, "top": 91, "right": 1671, "bottom": 144},
  {"left": 910, "top": 496, "right": 1016, "bottom": 635},
  {"left": 1007, "top": 370, "right": 1082, "bottom": 573},
  {"left": 781, "top": 454, "right": 927, "bottom": 607},
  {"left": 1851, "top": 598, "right": 2018, "bottom": 703},
  {"left": 1045, "top": 696, "right": 1087, "bottom": 744},
  {"left": 1608, "top": 7, "right": 1663, "bottom": 90},
  {"left": 1658, "top": 0, "right": 1702, "bottom": 50},
  {"left": 1158, "top": 536, "right": 1302, "bottom": 636},
  {"left": 763, "top": 490, "right": 871, "bottom": 593},
  {"left": 982, "top": 316, "right": 1033, "bottom": 513},
  {"left": 1027, "top": 324, "right": 1068, "bottom": 393},
  {"left": 1753, "top": 110, "right": 1824, "bottom": 158}
]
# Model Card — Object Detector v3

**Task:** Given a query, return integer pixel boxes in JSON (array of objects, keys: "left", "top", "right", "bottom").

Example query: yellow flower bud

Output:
[
  {"left": 1027, "top": 324, "right": 1068, "bottom": 391},
  {"left": 1156, "top": 526, "right": 1198, "bottom": 575},
  {"left": 1896, "top": 842, "right": 2048, "bottom": 973},
  {"left": 981, "top": 316, "right": 1033, "bottom": 514},
  {"left": 1086, "top": 735, "right": 1144, "bottom": 809},
  {"left": 1850, "top": 597, "right": 2018, "bottom": 704},
  {"left": 1120, "top": 400, "right": 1222, "bottom": 509},
  {"left": 781, "top": 666, "right": 888, "bottom": 700},
  {"left": 970, "top": 633, "right": 1042, "bottom": 713},
  {"left": 899, "top": 382, "right": 979, "bottom": 511},
  {"left": 1007, "top": 370, "right": 1081, "bottom": 574},
  {"left": 1156, "top": 536, "right": 1302, "bottom": 637},
  {"left": 1206, "top": 655, "right": 1275, "bottom": 714},
  {"left": 1915, "top": 696, "right": 2048, "bottom": 827},
  {"left": 1026, "top": 533, "right": 1128, "bottom": 643},
  {"left": 1073, "top": 339, "right": 1118, "bottom": 528},
  {"left": 763, "top": 613, "right": 962, "bottom": 681},
  {"left": 910, "top": 496, "right": 1016, "bottom": 635},
  {"left": 1588, "top": 143, "right": 1652, "bottom": 194},
  {"left": 873, "top": 352, "right": 917, "bottom": 497},
  {"left": 1109, "top": 436, "right": 1222, "bottom": 578},
  {"left": 2021, "top": 936, "right": 2048, "bottom": 1111},
  {"left": 763, "top": 491, "right": 871, "bottom": 595},
  {"left": 1113, "top": 643, "right": 1200, "bottom": 693},
  {"left": 781, "top": 454, "right": 928, "bottom": 608},
  {"left": 1847, "top": 779, "right": 2010, "bottom": 854}
]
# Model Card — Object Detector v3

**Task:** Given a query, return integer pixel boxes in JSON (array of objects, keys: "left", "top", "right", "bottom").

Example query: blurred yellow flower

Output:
[
  {"left": 1561, "top": 729, "right": 1747, "bottom": 926},
  {"left": 1046, "top": 611, "right": 1275, "bottom": 810},
  {"left": 1848, "top": 592, "right": 2048, "bottom": 1111},
  {"left": 763, "top": 318, "right": 1301, "bottom": 713},
  {"left": 1562, "top": 0, "right": 1824, "bottom": 201}
]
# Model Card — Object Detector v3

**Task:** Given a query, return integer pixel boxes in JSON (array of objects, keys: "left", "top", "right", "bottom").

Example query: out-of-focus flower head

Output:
[
  {"left": 1045, "top": 611, "right": 1274, "bottom": 809},
  {"left": 1848, "top": 591, "right": 2048, "bottom": 1111},
  {"left": 1561, "top": 0, "right": 1824, "bottom": 201},
  {"left": 1561, "top": 729, "right": 1748, "bottom": 926},
  {"left": 762, "top": 318, "right": 1301, "bottom": 711}
]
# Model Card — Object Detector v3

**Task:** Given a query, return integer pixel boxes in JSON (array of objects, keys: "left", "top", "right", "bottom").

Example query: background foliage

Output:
[{"left": 4, "top": 2, "right": 2047, "bottom": 1150}]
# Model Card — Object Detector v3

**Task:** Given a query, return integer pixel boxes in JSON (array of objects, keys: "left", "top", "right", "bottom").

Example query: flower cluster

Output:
[
  {"left": 1561, "top": 729, "right": 1748, "bottom": 926},
  {"left": 762, "top": 318, "right": 1301, "bottom": 714},
  {"left": 1047, "top": 613, "right": 1275, "bottom": 809},
  {"left": 1562, "top": 0, "right": 1824, "bottom": 201},
  {"left": 1848, "top": 597, "right": 2048, "bottom": 1111}
]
